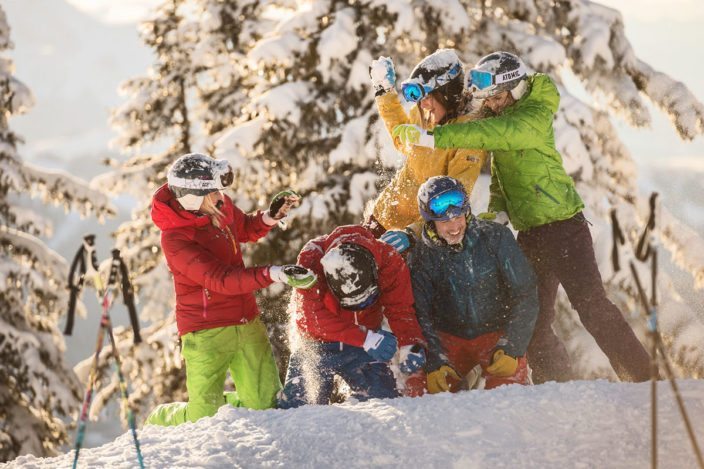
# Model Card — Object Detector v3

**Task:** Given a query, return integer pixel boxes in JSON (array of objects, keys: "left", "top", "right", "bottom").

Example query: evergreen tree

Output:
[
  {"left": 0, "top": 5, "right": 114, "bottom": 461},
  {"left": 96, "top": 0, "right": 704, "bottom": 416}
]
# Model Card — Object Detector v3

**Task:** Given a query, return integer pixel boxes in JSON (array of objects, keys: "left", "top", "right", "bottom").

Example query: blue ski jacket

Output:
[{"left": 407, "top": 218, "right": 539, "bottom": 371}]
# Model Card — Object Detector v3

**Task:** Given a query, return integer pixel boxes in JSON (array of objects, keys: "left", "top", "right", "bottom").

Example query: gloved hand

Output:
[
  {"left": 486, "top": 349, "right": 518, "bottom": 377},
  {"left": 369, "top": 56, "right": 396, "bottom": 96},
  {"left": 399, "top": 344, "right": 426, "bottom": 374},
  {"left": 269, "top": 189, "right": 302, "bottom": 220},
  {"left": 391, "top": 124, "right": 435, "bottom": 149},
  {"left": 269, "top": 265, "right": 317, "bottom": 289},
  {"left": 477, "top": 211, "right": 510, "bottom": 226},
  {"left": 380, "top": 229, "right": 414, "bottom": 254},
  {"left": 363, "top": 329, "right": 398, "bottom": 361},
  {"left": 426, "top": 365, "right": 461, "bottom": 394}
]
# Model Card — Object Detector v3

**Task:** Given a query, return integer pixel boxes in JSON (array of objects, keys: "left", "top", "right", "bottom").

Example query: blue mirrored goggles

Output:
[
  {"left": 401, "top": 82, "right": 433, "bottom": 103},
  {"left": 468, "top": 69, "right": 495, "bottom": 91},
  {"left": 400, "top": 63, "right": 462, "bottom": 103},
  {"left": 428, "top": 189, "right": 467, "bottom": 217}
]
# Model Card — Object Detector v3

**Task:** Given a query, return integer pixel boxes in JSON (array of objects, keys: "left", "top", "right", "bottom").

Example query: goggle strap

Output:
[
  {"left": 401, "top": 63, "right": 462, "bottom": 102},
  {"left": 168, "top": 175, "right": 223, "bottom": 191}
]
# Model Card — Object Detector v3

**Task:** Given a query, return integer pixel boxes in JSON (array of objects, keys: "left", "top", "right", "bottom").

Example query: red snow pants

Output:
[{"left": 404, "top": 330, "right": 530, "bottom": 395}]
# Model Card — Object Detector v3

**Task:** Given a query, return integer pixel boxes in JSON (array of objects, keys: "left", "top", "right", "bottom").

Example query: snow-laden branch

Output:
[
  {"left": 630, "top": 59, "right": 704, "bottom": 140},
  {"left": 22, "top": 162, "right": 116, "bottom": 219}
]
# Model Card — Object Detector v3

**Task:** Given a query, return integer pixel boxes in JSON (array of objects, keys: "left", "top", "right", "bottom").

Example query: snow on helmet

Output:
[
  {"left": 167, "top": 153, "right": 234, "bottom": 211},
  {"left": 418, "top": 176, "right": 471, "bottom": 222},
  {"left": 467, "top": 51, "right": 527, "bottom": 99},
  {"left": 400, "top": 49, "right": 464, "bottom": 111},
  {"left": 321, "top": 243, "right": 380, "bottom": 310}
]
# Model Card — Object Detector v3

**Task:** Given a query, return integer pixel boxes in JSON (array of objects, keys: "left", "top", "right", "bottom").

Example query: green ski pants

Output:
[{"left": 145, "top": 318, "right": 281, "bottom": 426}]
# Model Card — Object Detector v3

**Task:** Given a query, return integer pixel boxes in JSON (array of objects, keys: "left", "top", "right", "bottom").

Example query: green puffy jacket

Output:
[{"left": 433, "top": 74, "right": 584, "bottom": 231}]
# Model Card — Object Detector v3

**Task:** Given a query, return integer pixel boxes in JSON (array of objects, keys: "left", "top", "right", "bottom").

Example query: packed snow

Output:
[{"left": 9, "top": 380, "right": 704, "bottom": 468}]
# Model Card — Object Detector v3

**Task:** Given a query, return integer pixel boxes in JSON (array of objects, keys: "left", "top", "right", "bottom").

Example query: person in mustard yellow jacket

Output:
[{"left": 366, "top": 49, "right": 486, "bottom": 237}]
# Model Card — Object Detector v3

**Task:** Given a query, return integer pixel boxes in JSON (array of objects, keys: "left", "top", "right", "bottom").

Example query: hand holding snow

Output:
[{"left": 369, "top": 56, "right": 396, "bottom": 95}]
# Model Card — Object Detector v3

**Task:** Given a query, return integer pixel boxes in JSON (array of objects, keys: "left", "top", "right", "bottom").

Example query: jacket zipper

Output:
[
  {"left": 202, "top": 288, "right": 211, "bottom": 318},
  {"left": 534, "top": 184, "right": 560, "bottom": 204},
  {"left": 202, "top": 226, "right": 235, "bottom": 319},
  {"left": 224, "top": 226, "right": 237, "bottom": 255}
]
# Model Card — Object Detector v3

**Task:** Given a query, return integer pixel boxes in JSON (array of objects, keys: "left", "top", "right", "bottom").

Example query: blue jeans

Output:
[{"left": 278, "top": 341, "right": 399, "bottom": 409}]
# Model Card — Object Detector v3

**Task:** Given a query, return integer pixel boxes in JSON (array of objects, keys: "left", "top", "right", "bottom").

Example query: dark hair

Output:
[{"left": 417, "top": 79, "right": 467, "bottom": 128}]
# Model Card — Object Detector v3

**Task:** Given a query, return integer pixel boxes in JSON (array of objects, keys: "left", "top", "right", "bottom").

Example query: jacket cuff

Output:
[
  {"left": 424, "top": 351, "right": 448, "bottom": 373},
  {"left": 257, "top": 266, "right": 275, "bottom": 287},
  {"left": 262, "top": 211, "right": 278, "bottom": 226}
]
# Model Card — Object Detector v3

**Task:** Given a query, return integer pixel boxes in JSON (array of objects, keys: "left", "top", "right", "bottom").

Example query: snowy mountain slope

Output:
[{"left": 8, "top": 380, "right": 704, "bottom": 468}]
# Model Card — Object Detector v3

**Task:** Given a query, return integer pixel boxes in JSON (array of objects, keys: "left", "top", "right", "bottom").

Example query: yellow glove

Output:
[
  {"left": 486, "top": 349, "right": 518, "bottom": 377},
  {"left": 426, "top": 365, "right": 461, "bottom": 394}
]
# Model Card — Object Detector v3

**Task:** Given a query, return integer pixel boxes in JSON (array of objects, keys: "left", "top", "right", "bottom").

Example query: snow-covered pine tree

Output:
[
  {"left": 210, "top": 0, "right": 475, "bottom": 362},
  {"left": 83, "top": 0, "right": 201, "bottom": 419},
  {"left": 213, "top": 0, "right": 704, "bottom": 380},
  {"left": 0, "top": 5, "right": 115, "bottom": 461},
  {"left": 93, "top": 0, "right": 704, "bottom": 417}
]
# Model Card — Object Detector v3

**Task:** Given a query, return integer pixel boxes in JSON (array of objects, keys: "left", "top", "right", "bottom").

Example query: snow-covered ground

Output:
[{"left": 9, "top": 380, "right": 704, "bottom": 468}]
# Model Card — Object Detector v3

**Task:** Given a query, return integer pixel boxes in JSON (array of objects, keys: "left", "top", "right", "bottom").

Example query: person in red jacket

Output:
[
  {"left": 277, "top": 225, "right": 427, "bottom": 408},
  {"left": 145, "top": 153, "right": 316, "bottom": 426}
]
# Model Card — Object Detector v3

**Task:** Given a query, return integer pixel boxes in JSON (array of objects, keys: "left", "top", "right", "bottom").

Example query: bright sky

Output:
[
  {"left": 64, "top": 0, "right": 162, "bottom": 24},
  {"left": 62, "top": 0, "right": 704, "bottom": 165}
]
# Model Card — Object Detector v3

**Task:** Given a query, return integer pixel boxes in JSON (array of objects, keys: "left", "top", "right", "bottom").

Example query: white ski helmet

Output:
[
  {"left": 466, "top": 51, "right": 527, "bottom": 99},
  {"left": 167, "top": 153, "right": 233, "bottom": 211}
]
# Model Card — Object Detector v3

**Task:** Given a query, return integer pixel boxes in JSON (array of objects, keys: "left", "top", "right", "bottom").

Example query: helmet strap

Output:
[{"left": 510, "top": 79, "right": 528, "bottom": 101}]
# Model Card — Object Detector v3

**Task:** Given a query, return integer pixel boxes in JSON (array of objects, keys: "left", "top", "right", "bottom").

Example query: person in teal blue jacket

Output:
[
  {"left": 407, "top": 176, "right": 538, "bottom": 393},
  {"left": 392, "top": 51, "right": 650, "bottom": 384}
]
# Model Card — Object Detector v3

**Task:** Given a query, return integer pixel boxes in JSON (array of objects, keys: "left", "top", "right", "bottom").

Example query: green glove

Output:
[
  {"left": 426, "top": 365, "right": 461, "bottom": 394},
  {"left": 391, "top": 124, "right": 434, "bottom": 149},
  {"left": 486, "top": 349, "right": 518, "bottom": 377},
  {"left": 269, "top": 189, "right": 301, "bottom": 220},
  {"left": 269, "top": 265, "right": 317, "bottom": 289}
]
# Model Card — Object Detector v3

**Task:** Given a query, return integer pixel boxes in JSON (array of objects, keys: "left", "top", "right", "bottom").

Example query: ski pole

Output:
[
  {"left": 71, "top": 257, "right": 119, "bottom": 468},
  {"left": 105, "top": 254, "right": 145, "bottom": 468},
  {"left": 71, "top": 289, "right": 111, "bottom": 469},
  {"left": 630, "top": 260, "right": 704, "bottom": 469}
]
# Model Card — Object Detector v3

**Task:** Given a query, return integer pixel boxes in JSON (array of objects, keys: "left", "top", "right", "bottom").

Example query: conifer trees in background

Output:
[
  {"left": 0, "top": 5, "right": 114, "bottom": 461},
  {"left": 95, "top": 0, "right": 704, "bottom": 418}
]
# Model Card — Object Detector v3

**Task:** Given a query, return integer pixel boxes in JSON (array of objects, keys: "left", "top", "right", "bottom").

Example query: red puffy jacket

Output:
[
  {"left": 151, "top": 184, "right": 274, "bottom": 336},
  {"left": 292, "top": 225, "right": 426, "bottom": 348}
]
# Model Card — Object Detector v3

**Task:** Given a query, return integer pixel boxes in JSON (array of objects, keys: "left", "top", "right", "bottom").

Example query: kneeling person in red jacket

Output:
[
  {"left": 146, "top": 153, "right": 316, "bottom": 426},
  {"left": 278, "top": 226, "right": 427, "bottom": 408}
]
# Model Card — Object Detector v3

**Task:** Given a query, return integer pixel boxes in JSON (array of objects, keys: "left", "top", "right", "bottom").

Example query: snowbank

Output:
[{"left": 9, "top": 380, "right": 704, "bottom": 468}]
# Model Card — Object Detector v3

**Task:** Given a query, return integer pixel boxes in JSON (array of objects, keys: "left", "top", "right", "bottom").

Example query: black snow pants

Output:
[{"left": 517, "top": 212, "right": 651, "bottom": 384}]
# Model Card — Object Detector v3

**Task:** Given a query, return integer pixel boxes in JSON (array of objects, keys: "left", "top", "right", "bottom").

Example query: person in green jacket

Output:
[{"left": 392, "top": 51, "right": 650, "bottom": 384}]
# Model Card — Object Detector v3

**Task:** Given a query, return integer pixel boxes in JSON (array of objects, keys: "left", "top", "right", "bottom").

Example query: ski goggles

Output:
[
  {"left": 400, "top": 63, "right": 462, "bottom": 103},
  {"left": 467, "top": 64, "right": 527, "bottom": 92},
  {"left": 168, "top": 159, "right": 234, "bottom": 195},
  {"left": 343, "top": 287, "right": 380, "bottom": 310},
  {"left": 428, "top": 189, "right": 468, "bottom": 217}
]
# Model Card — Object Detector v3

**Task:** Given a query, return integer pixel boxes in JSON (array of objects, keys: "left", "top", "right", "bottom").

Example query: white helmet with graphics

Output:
[{"left": 466, "top": 51, "right": 527, "bottom": 100}]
